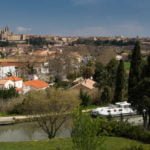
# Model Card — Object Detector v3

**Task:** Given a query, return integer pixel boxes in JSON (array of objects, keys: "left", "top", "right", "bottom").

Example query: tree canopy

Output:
[{"left": 128, "top": 41, "right": 142, "bottom": 102}]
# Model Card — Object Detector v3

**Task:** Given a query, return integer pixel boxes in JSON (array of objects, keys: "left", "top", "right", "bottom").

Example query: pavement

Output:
[{"left": 0, "top": 115, "right": 30, "bottom": 125}]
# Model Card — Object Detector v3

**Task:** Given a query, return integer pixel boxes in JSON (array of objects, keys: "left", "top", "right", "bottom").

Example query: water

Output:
[{"left": 0, "top": 121, "right": 71, "bottom": 142}]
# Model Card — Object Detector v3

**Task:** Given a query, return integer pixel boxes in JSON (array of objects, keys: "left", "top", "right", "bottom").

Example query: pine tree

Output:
[
  {"left": 113, "top": 60, "right": 125, "bottom": 103},
  {"left": 128, "top": 41, "right": 142, "bottom": 102},
  {"left": 93, "top": 62, "right": 108, "bottom": 88},
  {"left": 100, "top": 86, "right": 111, "bottom": 104},
  {"left": 142, "top": 55, "right": 150, "bottom": 78},
  {"left": 130, "top": 78, "right": 150, "bottom": 128},
  {"left": 106, "top": 59, "right": 118, "bottom": 87}
]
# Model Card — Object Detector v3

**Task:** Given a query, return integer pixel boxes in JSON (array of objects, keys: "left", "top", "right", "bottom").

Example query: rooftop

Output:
[
  {"left": 0, "top": 80, "right": 8, "bottom": 85},
  {"left": 72, "top": 78, "right": 96, "bottom": 90},
  {"left": 24, "top": 80, "right": 49, "bottom": 89},
  {"left": 5, "top": 76, "right": 23, "bottom": 81}
]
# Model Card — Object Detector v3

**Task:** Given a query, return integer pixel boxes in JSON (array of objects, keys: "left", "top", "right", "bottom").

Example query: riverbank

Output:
[
  {"left": 0, "top": 113, "right": 143, "bottom": 125},
  {"left": 0, "top": 109, "right": 93, "bottom": 125},
  {"left": 0, "top": 115, "right": 32, "bottom": 125},
  {"left": 0, "top": 137, "right": 149, "bottom": 150}
]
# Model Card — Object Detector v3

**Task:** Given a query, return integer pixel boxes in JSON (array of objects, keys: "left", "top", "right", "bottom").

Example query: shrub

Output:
[
  {"left": 79, "top": 89, "right": 92, "bottom": 106},
  {"left": 96, "top": 120, "right": 150, "bottom": 144},
  {"left": 122, "top": 145, "right": 144, "bottom": 150},
  {"left": 72, "top": 111, "right": 104, "bottom": 150}
]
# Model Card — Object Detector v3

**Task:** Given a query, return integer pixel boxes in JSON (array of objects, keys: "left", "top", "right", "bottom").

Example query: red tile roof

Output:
[
  {"left": 0, "top": 62, "right": 25, "bottom": 67},
  {"left": 24, "top": 80, "right": 49, "bottom": 89},
  {"left": 5, "top": 76, "right": 23, "bottom": 81},
  {"left": 71, "top": 79, "right": 96, "bottom": 90},
  {"left": 0, "top": 80, "right": 8, "bottom": 85},
  {"left": 81, "top": 79, "right": 96, "bottom": 90}
]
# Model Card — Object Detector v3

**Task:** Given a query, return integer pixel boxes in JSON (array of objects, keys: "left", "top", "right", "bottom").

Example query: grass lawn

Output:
[
  {"left": 0, "top": 137, "right": 149, "bottom": 150},
  {"left": 0, "top": 112, "right": 8, "bottom": 116},
  {"left": 124, "top": 62, "right": 130, "bottom": 71}
]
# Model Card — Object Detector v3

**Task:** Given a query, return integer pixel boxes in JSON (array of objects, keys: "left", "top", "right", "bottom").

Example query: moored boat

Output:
[{"left": 91, "top": 101, "right": 137, "bottom": 117}]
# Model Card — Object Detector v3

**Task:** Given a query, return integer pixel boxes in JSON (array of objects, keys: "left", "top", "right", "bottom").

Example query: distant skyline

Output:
[{"left": 0, "top": 0, "right": 150, "bottom": 37}]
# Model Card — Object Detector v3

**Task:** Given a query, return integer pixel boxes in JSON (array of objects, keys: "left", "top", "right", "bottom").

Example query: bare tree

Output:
[{"left": 23, "top": 88, "right": 79, "bottom": 139}]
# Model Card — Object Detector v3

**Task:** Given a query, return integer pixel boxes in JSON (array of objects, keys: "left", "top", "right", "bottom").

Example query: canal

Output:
[
  {"left": 0, "top": 121, "right": 71, "bottom": 142},
  {"left": 0, "top": 115, "right": 143, "bottom": 142}
]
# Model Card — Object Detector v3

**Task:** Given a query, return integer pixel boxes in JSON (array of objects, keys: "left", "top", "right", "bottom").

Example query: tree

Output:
[
  {"left": 128, "top": 41, "right": 142, "bottom": 102},
  {"left": 130, "top": 78, "right": 150, "bottom": 128},
  {"left": 0, "top": 87, "right": 18, "bottom": 100},
  {"left": 82, "top": 66, "right": 94, "bottom": 79},
  {"left": 106, "top": 59, "right": 118, "bottom": 87},
  {"left": 27, "top": 63, "right": 36, "bottom": 75},
  {"left": 27, "top": 37, "right": 49, "bottom": 47},
  {"left": 72, "top": 111, "right": 104, "bottom": 150},
  {"left": 48, "top": 56, "right": 64, "bottom": 80},
  {"left": 113, "top": 60, "right": 125, "bottom": 103},
  {"left": 22, "top": 88, "right": 79, "bottom": 139},
  {"left": 6, "top": 71, "right": 12, "bottom": 77},
  {"left": 79, "top": 89, "right": 91, "bottom": 106},
  {"left": 100, "top": 86, "right": 111, "bottom": 104},
  {"left": 142, "top": 55, "right": 150, "bottom": 78},
  {"left": 93, "top": 62, "right": 108, "bottom": 88}
]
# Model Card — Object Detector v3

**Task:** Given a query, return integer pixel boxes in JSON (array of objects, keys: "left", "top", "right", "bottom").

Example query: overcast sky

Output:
[{"left": 0, "top": 0, "right": 150, "bottom": 37}]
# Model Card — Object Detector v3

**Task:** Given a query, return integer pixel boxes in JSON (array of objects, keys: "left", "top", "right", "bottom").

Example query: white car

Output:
[{"left": 91, "top": 101, "right": 137, "bottom": 117}]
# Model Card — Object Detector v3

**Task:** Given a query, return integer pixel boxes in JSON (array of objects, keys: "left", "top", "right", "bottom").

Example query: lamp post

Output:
[
  {"left": 120, "top": 109, "right": 123, "bottom": 122},
  {"left": 143, "top": 109, "right": 147, "bottom": 128},
  {"left": 107, "top": 111, "right": 112, "bottom": 121}
]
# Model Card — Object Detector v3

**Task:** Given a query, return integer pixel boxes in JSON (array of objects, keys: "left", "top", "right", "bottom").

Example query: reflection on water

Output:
[{"left": 0, "top": 120, "right": 71, "bottom": 142}]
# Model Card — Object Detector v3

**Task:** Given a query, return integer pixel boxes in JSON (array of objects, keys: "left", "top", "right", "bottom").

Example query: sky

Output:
[{"left": 0, "top": 0, "right": 150, "bottom": 37}]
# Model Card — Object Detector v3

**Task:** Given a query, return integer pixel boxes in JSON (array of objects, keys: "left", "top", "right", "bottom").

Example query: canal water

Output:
[{"left": 0, "top": 121, "right": 72, "bottom": 142}]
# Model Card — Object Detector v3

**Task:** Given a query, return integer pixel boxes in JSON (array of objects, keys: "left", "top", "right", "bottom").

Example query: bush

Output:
[
  {"left": 122, "top": 145, "right": 144, "bottom": 150},
  {"left": 79, "top": 89, "right": 92, "bottom": 106},
  {"left": 72, "top": 111, "right": 104, "bottom": 150},
  {"left": 96, "top": 119, "right": 150, "bottom": 144},
  {"left": 0, "top": 87, "right": 18, "bottom": 100},
  {"left": 0, "top": 97, "right": 24, "bottom": 114}
]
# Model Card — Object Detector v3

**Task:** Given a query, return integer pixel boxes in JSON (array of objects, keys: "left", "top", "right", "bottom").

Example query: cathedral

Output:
[{"left": 0, "top": 26, "right": 26, "bottom": 42}]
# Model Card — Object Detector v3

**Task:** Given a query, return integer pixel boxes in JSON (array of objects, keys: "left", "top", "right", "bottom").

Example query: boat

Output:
[{"left": 91, "top": 101, "right": 137, "bottom": 117}]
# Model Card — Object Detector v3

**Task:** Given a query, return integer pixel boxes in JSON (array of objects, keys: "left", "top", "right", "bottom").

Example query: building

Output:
[
  {"left": 71, "top": 78, "right": 96, "bottom": 93},
  {"left": 23, "top": 80, "right": 49, "bottom": 94},
  {"left": 0, "top": 65, "right": 16, "bottom": 79},
  {"left": 0, "top": 26, "right": 26, "bottom": 42},
  {"left": 4, "top": 76, "right": 23, "bottom": 89},
  {"left": 0, "top": 76, "right": 23, "bottom": 94},
  {"left": 0, "top": 80, "right": 14, "bottom": 89},
  {"left": 71, "top": 78, "right": 98, "bottom": 101}
]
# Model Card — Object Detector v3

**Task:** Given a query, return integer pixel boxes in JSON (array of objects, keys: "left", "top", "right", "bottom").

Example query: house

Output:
[
  {"left": 0, "top": 64, "right": 16, "bottom": 79},
  {"left": 71, "top": 78, "right": 96, "bottom": 93},
  {"left": 73, "top": 77, "right": 84, "bottom": 84},
  {"left": 23, "top": 80, "right": 49, "bottom": 94},
  {"left": 4, "top": 76, "right": 23, "bottom": 89},
  {"left": 116, "top": 55, "right": 123, "bottom": 61},
  {"left": 71, "top": 78, "right": 98, "bottom": 101},
  {"left": 0, "top": 80, "right": 14, "bottom": 89}
]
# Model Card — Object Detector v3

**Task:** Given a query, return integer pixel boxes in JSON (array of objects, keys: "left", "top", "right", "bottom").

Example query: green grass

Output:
[
  {"left": 124, "top": 62, "right": 130, "bottom": 70},
  {"left": 81, "top": 105, "right": 99, "bottom": 110},
  {"left": 0, "top": 137, "right": 149, "bottom": 150},
  {"left": 0, "top": 112, "right": 8, "bottom": 116}
]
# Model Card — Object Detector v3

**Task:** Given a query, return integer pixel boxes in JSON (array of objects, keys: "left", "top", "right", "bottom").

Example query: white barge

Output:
[{"left": 91, "top": 101, "right": 137, "bottom": 117}]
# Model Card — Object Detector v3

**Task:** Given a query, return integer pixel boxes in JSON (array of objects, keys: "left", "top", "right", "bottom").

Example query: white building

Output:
[
  {"left": 0, "top": 80, "right": 14, "bottom": 89},
  {"left": 4, "top": 76, "right": 23, "bottom": 89},
  {"left": 0, "top": 65, "right": 16, "bottom": 79}
]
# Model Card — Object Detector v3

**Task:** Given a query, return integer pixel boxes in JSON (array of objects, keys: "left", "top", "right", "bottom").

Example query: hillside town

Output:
[
  {"left": 0, "top": 27, "right": 149, "bottom": 86},
  {"left": 0, "top": 25, "right": 150, "bottom": 149}
]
